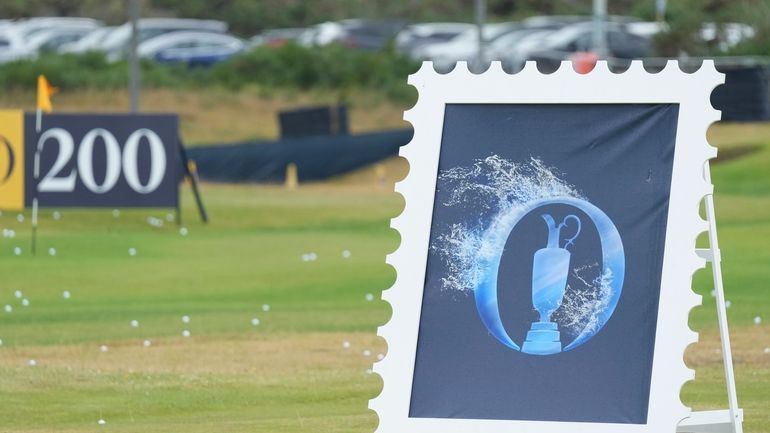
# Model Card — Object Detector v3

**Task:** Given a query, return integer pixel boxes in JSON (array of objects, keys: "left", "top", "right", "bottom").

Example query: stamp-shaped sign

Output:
[{"left": 370, "top": 61, "right": 723, "bottom": 433}]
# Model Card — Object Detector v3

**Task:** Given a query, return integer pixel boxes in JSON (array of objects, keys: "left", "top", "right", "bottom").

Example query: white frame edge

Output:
[{"left": 369, "top": 60, "right": 725, "bottom": 433}]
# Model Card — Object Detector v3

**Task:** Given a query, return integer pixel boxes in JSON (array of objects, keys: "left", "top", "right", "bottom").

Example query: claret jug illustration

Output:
[{"left": 521, "top": 213, "right": 581, "bottom": 355}]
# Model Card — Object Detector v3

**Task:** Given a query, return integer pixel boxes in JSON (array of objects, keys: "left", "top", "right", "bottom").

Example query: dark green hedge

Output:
[{"left": 0, "top": 44, "right": 420, "bottom": 102}]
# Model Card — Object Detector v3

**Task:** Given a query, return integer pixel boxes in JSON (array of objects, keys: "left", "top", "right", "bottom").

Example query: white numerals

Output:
[
  {"left": 37, "top": 128, "right": 77, "bottom": 192},
  {"left": 36, "top": 127, "right": 168, "bottom": 194}
]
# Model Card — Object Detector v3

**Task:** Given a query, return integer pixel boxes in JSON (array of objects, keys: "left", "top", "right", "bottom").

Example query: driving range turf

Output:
[{"left": 0, "top": 122, "right": 769, "bottom": 432}]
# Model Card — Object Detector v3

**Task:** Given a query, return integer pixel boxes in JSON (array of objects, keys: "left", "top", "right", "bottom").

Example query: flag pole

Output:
[
  {"left": 32, "top": 74, "right": 55, "bottom": 256},
  {"left": 31, "top": 108, "right": 41, "bottom": 256}
]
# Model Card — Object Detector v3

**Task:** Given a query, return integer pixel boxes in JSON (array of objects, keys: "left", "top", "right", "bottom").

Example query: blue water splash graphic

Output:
[{"left": 432, "top": 156, "right": 625, "bottom": 354}]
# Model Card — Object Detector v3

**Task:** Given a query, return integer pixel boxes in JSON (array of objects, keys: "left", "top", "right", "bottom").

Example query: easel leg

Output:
[
  {"left": 178, "top": 140, "right": 208, "bottom": 224},
  {"left": 188, "top": 173, "right": 208, "bottom": 224},
  {"left": 703, "top": 163, "right": 743, "bottom": 433}
]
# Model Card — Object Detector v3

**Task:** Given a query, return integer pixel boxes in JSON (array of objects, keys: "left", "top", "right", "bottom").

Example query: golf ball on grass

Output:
[
  {"left": 251, "top": 318, "right": 260, "bottom": 326},
  {"left": 4, "top": 305, "right": 12, "bottom": 313},
  {"left": 342, "top": 250, "right": 351, "bottom": 258},
  {"left": 365, "top": 293, "right": 374, "bottom": 302},
  {"left": 128, "top": 248, "right": 137, "bottom": 256},
  {"left": 130, "top": 320, "right": 139, "bottom": 328},
  {"left": 182, "top": 315, "right": 190, "bottom": 323},
  {"left": 754, "top": 316, "right": 762, "bottom": 325},
  {"left": 143, "top": 340, "right": 152, "bottom": 348},
  {"left": 342, "top": 341, "right": 351, "bottom": 349},
  {"left": 301, "top": 252, "right": 318, "bottom": 262},
  {"left": 14, "top": 290, "right": 22, "bottom": 298},
  {"left": 100, "top": 345, "right": 109, "bottom": 352},
  {"left": 180, "top": 227, "right": 188, "bottom": 236},
  {"left": 262, "top": 304, "right": 270, "bottom": 312},
  {"left": 97, "top": 419, "right": 106, "bottom": 425},
  {"left": 13, "top": 247, "right": 21, "bottom": 256},
  {"left": 28, "top": 359, "right": 36, "bottom": 366},
  {"left": 21, "top": 299, "right": 29, "bottom": 307},
  {"left": 52, "top": 211, "right": 60, "bottom": 220},
  {"left": 182, "top": 330, "right": 191, "bottom": 338},
  {"left": 62, "top": 290, "right": 71, "bottom": 299},
  {"left": 48, "top": 247, "right": 56, "bottom": 256}
]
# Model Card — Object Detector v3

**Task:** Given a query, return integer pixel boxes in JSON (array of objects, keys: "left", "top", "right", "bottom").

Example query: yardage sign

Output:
[
  {"left": 371, "top": 61, "right": 723, "bottom": 433},
  {"left": 0, "top": 112, "right": 179, "bottom": 209},
  {"left": 0, "top": 110, "right": 24, "bottom": 210}
]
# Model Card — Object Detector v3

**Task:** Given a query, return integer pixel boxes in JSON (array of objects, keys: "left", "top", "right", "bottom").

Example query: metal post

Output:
[
  {"left": 128, "top": 0, "right": 141, "bottom": 113},
  {"left": 474, "top": 0, "right": 486, "bottom": 68},
  {"left": 30, "top": 109, "right": 42, "bottom": 256},
  {"left": 656, "top": 0, "right": 667, "bottom": 23},
  {"left": 703, "top": 163, "right": 743, "bottom": 433},
  {"left": 592, "top": 0, "right": 608, "bottom": 58}
]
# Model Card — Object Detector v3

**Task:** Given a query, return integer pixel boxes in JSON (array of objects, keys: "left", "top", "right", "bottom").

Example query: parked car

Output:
[
  {"left": 412, "top": 22, "right": 519, "bottom": 69},
  {"left": 137, "top": 31, "right": 244, "bottom": 66},
  {"left": 506, "top": 21, "right": 651, "bottom": 68},
  {"left": 249, "top": 28, "right": 305, "bottom": 48},
  {"left": 701, "top": 22, "right": 755, "bottom": 52},
  {"left": 298, "top": 20, "right": 357, "bottom": 47},
  {"left": 99, "top": 18, "right": 228, "bottom": 60},
  {"left": 0, "top": 28, "right": 33, "bottom": 63},
  {"left": 298, "top": 19, "right": 405, "bottom": 51},
  {"left": 626, "top": 21, "right": 668, "bottom": 38},
  {"left": 59, "top": 26, "right": 116, "bottom": 53},
  {"left": 395, "top": 22, "right": 474, "bottom": 56},
  {"left": 485, "top": 25, "right": 565, "bottom": 67},
  {"left": 343, "top": 20, "right": 407, "bottom": 51},
  {"left": 25, "top": 26, "right": 98, "bottom": 53},
  {"left": 12, "top": 17, "right": 100, "bottom": 41}
]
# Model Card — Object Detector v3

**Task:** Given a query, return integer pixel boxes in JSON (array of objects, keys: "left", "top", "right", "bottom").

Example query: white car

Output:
[
  {"left": 485, "top": 27, "right": 560, "bottom": 66},
  {"left": 395, "top": 22, "right": 474, "bottom": 56},
  {"left": 59, "top": 26, "right": 115, "bottom": 53},
  {"left": 298, "top": 19, "right": 360, "bottom": 47},
  {"left": 413, "top": 23, "right": 518, "bottom": 69},
  {"left": 501, "top": 29, "right": 558, "bottom": 66},
  {"left": 701, "top": 23, "right": 755, "bottom": 52},
  {"left": 99, "top": 18, "right": 228, "bottom": 60},
  {"left": 25, "top": 26, "right": 99, "bottom": 53},
  {"left": 12, "top": 17, "right": 100, "bottom": 41},
  {"left": 137, "top": 31, "right": 244, "bottom": 65},
  {"left": 0, "top": 28, "right": 33, "bottom": 63},
  {"left": 626, "top": 21, "right": 668, "bottom": 38},
  {"left": 505, "top": 22, "right": 642, "bottom": 67}
]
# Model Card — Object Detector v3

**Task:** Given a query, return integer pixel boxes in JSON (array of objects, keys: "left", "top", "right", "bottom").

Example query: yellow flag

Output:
[{"left": 36, "top": 75, "right": 58, "bottom": 113}]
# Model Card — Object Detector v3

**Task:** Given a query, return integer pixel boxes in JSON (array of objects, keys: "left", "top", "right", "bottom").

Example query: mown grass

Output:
[{"left": 0, "top": 121, "right": 768, "bottom": 432}]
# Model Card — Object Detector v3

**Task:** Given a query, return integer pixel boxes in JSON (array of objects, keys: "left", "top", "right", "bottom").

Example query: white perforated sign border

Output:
[{"left": 369, "top": 60, "right": 724, "bottom": 433}]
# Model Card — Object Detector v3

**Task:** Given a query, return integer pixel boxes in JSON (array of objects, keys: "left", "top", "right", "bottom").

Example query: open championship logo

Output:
[
  {"left": 474, "top": 197, "right": 625, "bottom": 355},
  {"left": 434, "top": 156, "right": 626, "bottom": 356}
]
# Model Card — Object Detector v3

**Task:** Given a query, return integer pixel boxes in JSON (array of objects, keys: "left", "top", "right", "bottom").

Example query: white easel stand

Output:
[{"left": 677, "top": 163, "right": 743, "bottom": 433}]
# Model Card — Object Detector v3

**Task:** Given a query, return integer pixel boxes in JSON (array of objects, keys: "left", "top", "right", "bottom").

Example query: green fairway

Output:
[{"left": 1, "top": 123, "right": 769, "bottom": 432}]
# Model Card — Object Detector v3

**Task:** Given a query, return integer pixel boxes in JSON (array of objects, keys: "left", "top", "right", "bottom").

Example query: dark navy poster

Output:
[
  {"left": 24, "top": 113, "right": 180, "bottom": 208},
  {"left": 409, "top": 104, "right": 679, "bottom": 423}
]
